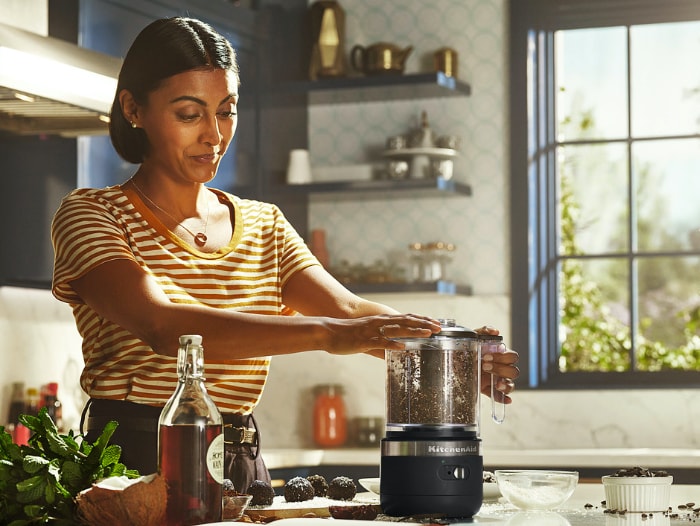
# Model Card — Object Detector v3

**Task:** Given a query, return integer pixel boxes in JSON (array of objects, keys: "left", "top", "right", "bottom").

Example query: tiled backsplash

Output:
[
  {"left": 2, "top": 287, "right": 699, "bottom": 454},
  {"left": 306, "top": 0, "right": 508, "bottom": 294}
]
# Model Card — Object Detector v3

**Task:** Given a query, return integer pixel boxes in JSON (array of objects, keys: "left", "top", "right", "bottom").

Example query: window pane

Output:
[
  {"left": 555, "top": 27, "right": 627, "bottom": 141},
  {"left": 636, "top": 256, "right": 700, "bottom": 371},
  {"left": 634, "top": 138, "right": 700, "bottom": 251},
  {"left": 558, "top": 258, "right": 631, "bottom": 372},
  {"left": 631, "top": 21, "right": 700, "bottom": 138},
  {"left": 558, "top": 144, "right": 629, "bottom": 255}
]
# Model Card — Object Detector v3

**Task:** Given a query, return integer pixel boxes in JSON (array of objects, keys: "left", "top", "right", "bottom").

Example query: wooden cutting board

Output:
[{"left": 245, "top": 494, "right": 380, "bottom": 520}]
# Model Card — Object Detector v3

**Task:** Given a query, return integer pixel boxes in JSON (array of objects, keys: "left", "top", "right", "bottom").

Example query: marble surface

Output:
[
  {"left": 203, "top": 484, "right": 700, "bottom": 525},
  {"left": 262, "top": 447, "right": 700, "bottom": 471}
]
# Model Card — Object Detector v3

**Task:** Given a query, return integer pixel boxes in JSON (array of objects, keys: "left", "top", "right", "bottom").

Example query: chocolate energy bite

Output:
[
  {"left": 284, "top": 476, "right": 315, "bottom": 502},
  {"left": 306, "top": 474, "right": 329, "bottom": 497},
  {"left": 328, "top": 476, "right": 357, "bottom": 500},
  {"left": 247, "top": 479, "right": 275, "bottom": 506}
]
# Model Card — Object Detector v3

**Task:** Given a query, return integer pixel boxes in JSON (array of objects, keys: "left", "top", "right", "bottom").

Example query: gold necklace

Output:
[{"left": 131, "top": 179, "right": 210, "bottom": 246}]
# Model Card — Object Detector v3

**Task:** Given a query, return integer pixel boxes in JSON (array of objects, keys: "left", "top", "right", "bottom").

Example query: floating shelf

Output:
[
  {"left": 271, "top": 176, "right": 472, "bottom": 201},
  {"left": 347, "top": 280, "right": 472, "bottom": 296},
  {"left": 267, "top": 72, "right": 471, "bottom": 105}
]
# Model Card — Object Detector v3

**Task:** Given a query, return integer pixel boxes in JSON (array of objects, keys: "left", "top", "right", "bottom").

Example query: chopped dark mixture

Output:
[
  {"left": 609, "top": 466, "right": 670, "bottom": 477},
  {"left": 482, "top": 471, "right": 496, "bottom": 484},
  {"left": 223, "top": 478, "right": 236, "bottom": 496},
  {"left": 329, "top": 504, "right": 380, "bottom": 520}
]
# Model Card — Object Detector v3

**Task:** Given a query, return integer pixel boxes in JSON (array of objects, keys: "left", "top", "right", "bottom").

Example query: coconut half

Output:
[{"left": 75, "top": 473, "right": 167, "bottom": 526}]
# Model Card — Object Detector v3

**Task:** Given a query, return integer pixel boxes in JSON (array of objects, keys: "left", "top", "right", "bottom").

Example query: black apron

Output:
[{"left": 81, "top": 398, "right": 270, "bottom": 493}]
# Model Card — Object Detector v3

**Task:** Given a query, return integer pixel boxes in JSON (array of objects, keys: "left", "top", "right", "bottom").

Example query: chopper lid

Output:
[
  {"left": 392, "top": 319, "right": 477, "bottom": 342},
  {"left": 477, "top": 333, "right": 503, "bottom": 341},
  {"left": 435, "top": 325, "right": 478, "bottom": 338},
  {"left": 435, "top": 318, "right": 477, "bottom": 338}
]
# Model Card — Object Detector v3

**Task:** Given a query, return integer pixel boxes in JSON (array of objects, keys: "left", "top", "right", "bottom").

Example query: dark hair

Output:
[{"left": 109, "top": 17, "right": 240, "bottom": 163}]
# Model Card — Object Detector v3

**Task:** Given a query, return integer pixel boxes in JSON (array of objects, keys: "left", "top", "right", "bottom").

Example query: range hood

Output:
[{"left": 0, "top": 21, "right": 121, "bottom": 137}]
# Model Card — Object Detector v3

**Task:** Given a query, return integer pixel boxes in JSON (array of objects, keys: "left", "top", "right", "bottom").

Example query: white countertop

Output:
[
  {"left": 205, "top": 484, "right": 700, "bottom": 525},
  {"left": 263, "top": 448, "right": 700, "bottom": 471}
]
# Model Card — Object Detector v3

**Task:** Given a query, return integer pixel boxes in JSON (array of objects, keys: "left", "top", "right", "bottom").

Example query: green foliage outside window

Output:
[{"left": 558, "top": 175, "right": 700, "bottom": 372}]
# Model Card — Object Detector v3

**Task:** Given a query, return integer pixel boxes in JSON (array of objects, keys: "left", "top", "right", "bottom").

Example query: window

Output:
[{"left": 509, "top": 0, "right": 700, "bottom": 388}]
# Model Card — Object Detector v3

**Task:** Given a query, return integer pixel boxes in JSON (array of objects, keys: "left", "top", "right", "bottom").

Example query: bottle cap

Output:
[{"left": 179, "top": 335, "right": 203, "bottom": 346}]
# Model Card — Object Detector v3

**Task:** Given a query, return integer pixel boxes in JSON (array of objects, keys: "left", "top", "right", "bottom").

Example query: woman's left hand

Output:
[{"left": 475, "top": 325, "right": 520, "bottom": 404}]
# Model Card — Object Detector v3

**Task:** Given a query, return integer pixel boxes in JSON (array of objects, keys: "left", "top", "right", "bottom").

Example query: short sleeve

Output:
[
  {"left": 51, "top": 189, "right": 137, "bottom": 303},
  {"left": 272, "top": 204, "right": 321, "bottom": 286}
]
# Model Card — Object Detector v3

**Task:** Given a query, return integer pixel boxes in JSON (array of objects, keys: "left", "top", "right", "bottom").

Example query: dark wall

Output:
[{"left": 0, "top": 135, "right": 76, "bottom": 287}]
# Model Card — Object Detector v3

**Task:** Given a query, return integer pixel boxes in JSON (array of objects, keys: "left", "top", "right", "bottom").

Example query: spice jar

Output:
[
  {"left": 312, "top": 384, "right": 347, "bottom": 447},
  {"left": 422, "top": 241, "right": 455, "bottom": 281}
]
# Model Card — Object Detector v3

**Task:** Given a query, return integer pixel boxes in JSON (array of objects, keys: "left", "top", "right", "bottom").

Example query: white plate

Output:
[
  {"left": 483, "top": 482, "right": 502, "bottom": 501},
  {"left": 358, "top": 477, "right": 380, "bottom": 495}
]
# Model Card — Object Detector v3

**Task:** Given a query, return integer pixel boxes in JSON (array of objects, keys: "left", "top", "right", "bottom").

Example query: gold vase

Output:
[{"left": 308, "top": 0, "right": 347, "bottom": 80}]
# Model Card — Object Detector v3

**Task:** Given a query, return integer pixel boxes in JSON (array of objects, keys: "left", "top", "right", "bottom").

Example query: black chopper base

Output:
[{"left": 381, "top": 493, "right": 482, "bottom": 518}]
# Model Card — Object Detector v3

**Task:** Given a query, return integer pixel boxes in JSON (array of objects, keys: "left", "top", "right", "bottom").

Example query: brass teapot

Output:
[{"left": 350, "top": 42, "right": 413, "bottom": 76}]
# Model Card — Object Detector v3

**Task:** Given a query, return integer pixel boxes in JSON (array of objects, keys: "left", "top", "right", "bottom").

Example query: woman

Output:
[{"left": 51, "top": 17, "right": 519, "bottom": 491}]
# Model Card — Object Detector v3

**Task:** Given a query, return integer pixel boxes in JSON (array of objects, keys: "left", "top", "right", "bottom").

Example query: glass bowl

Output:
[
  {"left": 222, "top": 494, "right": 252, "bottom": 521},
  {"left": 494, "top": 470, "right": 578, "bottom": 510}
]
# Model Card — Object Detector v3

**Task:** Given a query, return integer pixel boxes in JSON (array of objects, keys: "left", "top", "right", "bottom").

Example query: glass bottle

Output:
[
  {"left": 312, "top": 384, "right": 347, "bottom": 447},
  {"left": 25, "top": 387, "right": 40, "bottom": 417},
  {"left": 7, "top": 381, "right": 25, "bottom": 426},
  {"left": 7, "top": 382, "right": 25, "bottom": 443},
  {"left": 43, "top": 382, "right": 64, "bottom": 432},
  {"left": 159, "top": 335, "right": 224, "bottom": 525}
]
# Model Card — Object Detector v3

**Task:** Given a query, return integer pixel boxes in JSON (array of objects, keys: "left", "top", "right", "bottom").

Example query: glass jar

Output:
[
  {"left": 353, "top": 416, "right": 384, "bottom": 447},
  {"left": 312, "top": 384, "right": 347, "bottom": 448},
  {"left": 422, "top": 241, "right": 455, "bottom": 281}
]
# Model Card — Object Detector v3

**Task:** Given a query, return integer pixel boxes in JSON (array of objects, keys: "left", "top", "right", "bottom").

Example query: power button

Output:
[{"left": 438, "top": 464, "right": 469, "bottom": 480}]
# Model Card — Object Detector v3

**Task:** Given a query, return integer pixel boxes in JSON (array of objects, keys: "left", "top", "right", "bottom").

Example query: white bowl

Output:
[
  {"left": 495, "top": 470, "right": 578, "bottom": 511},
  {"left": 358, "top": 477, "right": 380, "bottom": 495},
  {"left": 602, "top": 475, "right": 673, "bottom": 512},
  {"left": 483, "top": 482, "right": 502, "bottom": 501}
]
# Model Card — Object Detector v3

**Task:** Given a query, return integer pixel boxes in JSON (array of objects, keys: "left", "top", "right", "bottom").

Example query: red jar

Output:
[{"left": 312, "top": 384, "right": 347, "bottom": 447}]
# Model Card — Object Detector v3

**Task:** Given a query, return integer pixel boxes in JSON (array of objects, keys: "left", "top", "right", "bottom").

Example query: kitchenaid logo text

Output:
[
  {"left": 382, "top": 440, "right": 481, "bottom": 457},
  {"left": 428, "top": 445, "right": 479, "bottom": 454}
]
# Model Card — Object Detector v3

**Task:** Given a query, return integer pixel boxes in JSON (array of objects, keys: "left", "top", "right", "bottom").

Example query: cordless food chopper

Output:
[{"left": 380, "top": 319, "right": 498, "bottom": 518}]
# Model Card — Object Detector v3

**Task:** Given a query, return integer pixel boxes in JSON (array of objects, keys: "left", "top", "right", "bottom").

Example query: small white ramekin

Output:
[{"left": 601, "top": 475, "right": 673, "bottom": 512}]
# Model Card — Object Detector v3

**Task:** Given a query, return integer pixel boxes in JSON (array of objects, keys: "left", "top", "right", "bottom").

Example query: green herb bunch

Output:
[{"left": 0, "top": 408, "right": 139, "bottom": 525}]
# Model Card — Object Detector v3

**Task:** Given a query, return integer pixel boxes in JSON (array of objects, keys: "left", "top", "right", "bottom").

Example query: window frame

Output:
[{"left": 508, "top": 0, "right": 700, "bottom": 389}]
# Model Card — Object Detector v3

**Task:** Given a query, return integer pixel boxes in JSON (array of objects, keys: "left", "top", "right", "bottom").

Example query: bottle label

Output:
[{"left": 206, "top": 432, "right": 225, "bottom": 484}]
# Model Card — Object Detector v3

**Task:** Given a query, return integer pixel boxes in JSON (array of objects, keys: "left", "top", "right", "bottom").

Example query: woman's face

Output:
[{"left": 136, "top": 67, "right": 239, "bottom": 185}]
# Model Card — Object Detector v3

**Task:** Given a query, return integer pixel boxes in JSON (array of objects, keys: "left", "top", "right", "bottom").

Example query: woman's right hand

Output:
[{"left": 321, "top": 314, "right": 442, "bottom": 355}]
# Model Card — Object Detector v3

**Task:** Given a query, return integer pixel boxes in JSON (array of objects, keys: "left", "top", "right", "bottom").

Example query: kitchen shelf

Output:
[
  {"left": 267, "top": 72, "right": 471, "bottom": 105},
  {"left": 346, "top": 280, "right": 472, "bottom": 296},
  {"left": 272, "top": 176, "right": 471, "bottom": 201},
  {"left": 382, "top": 147, "right": 459, "bottom": 159}
]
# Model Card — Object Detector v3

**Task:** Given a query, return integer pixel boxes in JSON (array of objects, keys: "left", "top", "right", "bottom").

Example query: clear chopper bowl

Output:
[{"left": 385, "top": 323, "right": 481, "bottom": 433}]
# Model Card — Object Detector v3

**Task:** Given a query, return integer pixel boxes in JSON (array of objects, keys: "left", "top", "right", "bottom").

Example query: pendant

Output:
[{"left": 194, "top": 232, "right": 208, "bottom": 246}]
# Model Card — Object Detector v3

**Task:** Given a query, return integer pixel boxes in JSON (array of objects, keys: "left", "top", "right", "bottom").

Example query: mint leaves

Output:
[{"left": 0, "top": 408, "right": 139, "bottom": 525}]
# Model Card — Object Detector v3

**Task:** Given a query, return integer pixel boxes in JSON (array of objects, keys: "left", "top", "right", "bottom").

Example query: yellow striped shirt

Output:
[{"left": 51, "top": 185, "right": 319, "bottom": 413}]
